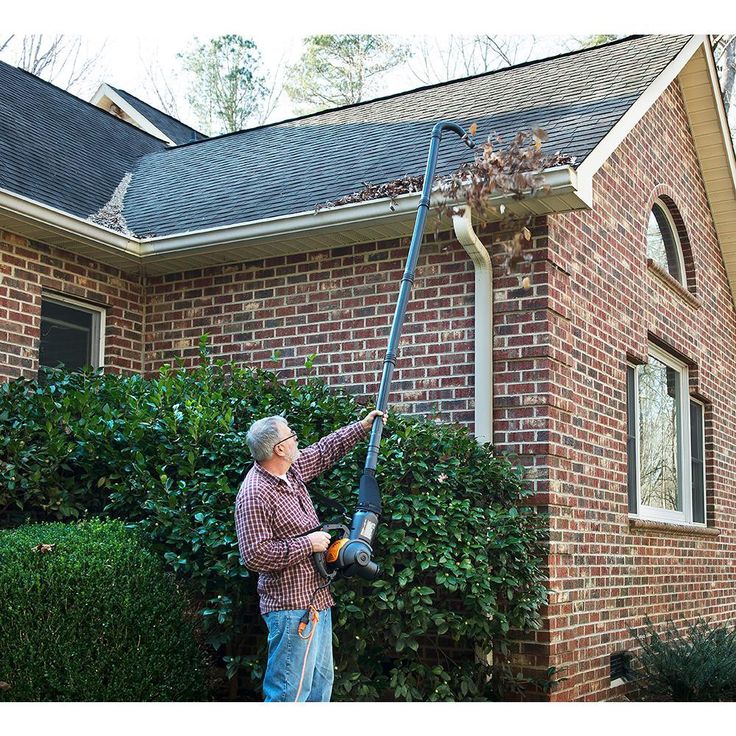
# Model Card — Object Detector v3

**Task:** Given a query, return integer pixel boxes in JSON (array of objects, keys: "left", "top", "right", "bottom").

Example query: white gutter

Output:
[
  {"left": 1, "top": 166, "right": 582, "bottom": 270},
  {"left": 139, "top": 165, "right": 582, "bottom": 260},
  {"left": 0, "top": 187, "right": 139, "bottom": 255},
  {"left": 451, "top": 205, "right": 493, "bottom": 444},
  {"left": 137, "top": 189, "right": 429, "bottom": 258}
]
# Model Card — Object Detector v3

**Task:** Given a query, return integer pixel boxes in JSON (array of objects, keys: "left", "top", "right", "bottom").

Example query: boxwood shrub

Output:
[
  {"left": 0, "top": 344, "right": 548, "bottom": 700},
  {"left": 0, "top": 518, "right": 209, "bottom": 701}
]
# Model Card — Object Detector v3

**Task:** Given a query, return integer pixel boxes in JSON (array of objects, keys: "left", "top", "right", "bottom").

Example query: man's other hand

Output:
[
  {"left": 307, "top": 531, "right": 331, "bottom": 553},
  {"left": 360, "top": 410, "right": 387, "bottom": 431}
]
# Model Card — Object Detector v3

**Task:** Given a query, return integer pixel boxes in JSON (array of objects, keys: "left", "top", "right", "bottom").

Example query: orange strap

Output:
[{"left": 294, "top": 605, "right": 320, "bottom": 702}]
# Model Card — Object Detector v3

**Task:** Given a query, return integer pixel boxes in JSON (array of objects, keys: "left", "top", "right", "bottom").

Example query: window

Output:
[
  {"left": 39, "top": 294, "right": 105, "bottom": 372},
  {"left": 646, "top": 200, "right": 686, "bottom": 285},
  {"left": 626, "top": 346, "right": 705, "bottom": 525}
]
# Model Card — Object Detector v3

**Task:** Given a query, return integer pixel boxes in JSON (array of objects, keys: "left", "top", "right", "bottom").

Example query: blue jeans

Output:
[{"left": 262, "top": 607, "right": 334, "bottom": 702}]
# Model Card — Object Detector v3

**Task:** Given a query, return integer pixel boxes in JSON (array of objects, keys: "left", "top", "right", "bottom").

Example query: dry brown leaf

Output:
[
  {"left": 32, "top": 543, "right": 56, "bottom": 554},
  {"left": 0, "top": 682, "right": 10, "bottom": 691}
]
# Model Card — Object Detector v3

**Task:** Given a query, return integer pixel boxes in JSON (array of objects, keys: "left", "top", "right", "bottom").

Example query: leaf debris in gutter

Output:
[
  {"left": 313, "top": 128, "right": 576, "bottom": 283},
  {"left": 314, "top": 175, "right": 424, "bottom": 213},
  {"left": 313, "top": 129, "right": 575, "bottom": 216}
]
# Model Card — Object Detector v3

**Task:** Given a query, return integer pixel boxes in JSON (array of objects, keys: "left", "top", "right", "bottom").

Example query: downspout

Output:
[{"left": 451, "top": 205, "right": 493, "bottom": 444}]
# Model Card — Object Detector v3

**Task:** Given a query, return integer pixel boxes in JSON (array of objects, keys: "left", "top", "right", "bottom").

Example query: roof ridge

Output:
[
  {"left": 170, "top": 34, "right": 658, "bottom": 150},
  {"left": 111, "top": 85, "right": 207, "bottom": 138},
  {"left": 0, "top": 59, "right": 167, "bottom": 146}
]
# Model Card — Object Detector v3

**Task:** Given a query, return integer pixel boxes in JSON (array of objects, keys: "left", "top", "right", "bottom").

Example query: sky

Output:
[
  {"left": 0, "top": 30, "right": 581, "bottom": 131},
  {"left": 3, "top": 1, "right": 731, "bottom": 134}
]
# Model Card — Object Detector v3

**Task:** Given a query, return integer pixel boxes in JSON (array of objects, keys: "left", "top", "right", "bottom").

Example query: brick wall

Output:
[
  {"left": 144, "top": 232, "right": 477, "bottom": 424},
  {"left": 521, "top": 80, "right": 736, "bottom": 701},
  {"left": 0, "top": 230, "right": 145, "bottom": 379}
]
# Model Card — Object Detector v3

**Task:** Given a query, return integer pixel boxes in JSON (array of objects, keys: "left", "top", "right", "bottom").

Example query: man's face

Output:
[{"left": 273, "top": 424, "right": 299, "bottom": 465}]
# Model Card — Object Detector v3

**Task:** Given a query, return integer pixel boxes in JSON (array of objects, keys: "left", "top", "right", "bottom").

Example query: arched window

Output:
[{"left": 646, "top": 200, "right": 686, "bottom": 285}]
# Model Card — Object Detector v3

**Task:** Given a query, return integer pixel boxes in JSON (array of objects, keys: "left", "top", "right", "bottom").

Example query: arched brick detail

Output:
[{"left": 645, "top": 185, "right": 698, "bottom": 296}]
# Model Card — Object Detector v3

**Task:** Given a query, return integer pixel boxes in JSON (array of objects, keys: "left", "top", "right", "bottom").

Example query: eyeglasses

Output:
[{"left": 273, "top": 432, "right": 297, "bottom": 450}]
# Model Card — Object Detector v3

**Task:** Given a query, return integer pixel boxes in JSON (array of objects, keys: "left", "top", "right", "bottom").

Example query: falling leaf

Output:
[
  {"left": 32, "top": 543, "right": 56, "bottom": 554},
  {"left": 522, "top": 276, "right": 532, "bottom": 290},
  {"left": 468, "top": 122, "right": 478, "bottom": 136},
  {"left": 0, "top": 682, "right": 10, "bottom": 691},
  {"left": 522, "top": 227, "right": 532, "bottom": 241}
]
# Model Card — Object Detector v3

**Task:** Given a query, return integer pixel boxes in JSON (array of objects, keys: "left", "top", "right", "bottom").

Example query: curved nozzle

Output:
[{"left": 431, "top": 120, "right": 476, "bottom": 149}]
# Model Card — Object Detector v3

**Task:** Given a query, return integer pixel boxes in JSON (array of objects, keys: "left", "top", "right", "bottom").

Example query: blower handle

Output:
[{"left": 312, "top": 523, "right": 350, "bottom": 580}]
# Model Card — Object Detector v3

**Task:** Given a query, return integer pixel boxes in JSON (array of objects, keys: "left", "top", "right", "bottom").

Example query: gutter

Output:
[
  {"left": 451, "top": 206, "right": 493, "bottom": 444},
  {"left": 0, "top": 187, "right": 139, "bottom": 256},
  {"left": 0, "top": 166, "right": 583, "bottom": 271},
  {"left": 138, "top": 165, "right": 582, "bottom": 262}
]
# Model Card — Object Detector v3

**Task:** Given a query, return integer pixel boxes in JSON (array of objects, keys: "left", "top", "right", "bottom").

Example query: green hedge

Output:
[
  {"left": 0, "top": 344, "right": 548, "bottom": 700},
  {"left": 0, "top": 519, "right": 209, "bottom": 701}
]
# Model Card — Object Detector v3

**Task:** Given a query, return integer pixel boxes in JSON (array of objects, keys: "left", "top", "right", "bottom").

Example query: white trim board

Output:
[
  {"left": 91, "top": 83, "right": 175, "bottom": 145},
  {"left": 576, "top": 35, "right": 708, "bottom": 201}
]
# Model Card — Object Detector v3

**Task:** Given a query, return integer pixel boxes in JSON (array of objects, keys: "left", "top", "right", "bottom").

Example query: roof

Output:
[
  {"left": 122, "top": 34, "right": 693, "bottom": 237},
  {"left": 108, "top": 86, "right": 207, "bottom": 145},
  {"left": 0, "top": 61, "right": 166, "bottom": 220},
  {"left": 0, "top": 36, "right": 693, "bottom": 238}
]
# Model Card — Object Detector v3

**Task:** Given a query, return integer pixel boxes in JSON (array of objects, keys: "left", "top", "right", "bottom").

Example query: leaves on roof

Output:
[{"left": 87, "top": 173, "right": 135, "bottom": 236}]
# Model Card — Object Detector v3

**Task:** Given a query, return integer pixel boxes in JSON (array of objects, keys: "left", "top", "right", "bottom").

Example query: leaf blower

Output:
[{"left": 313, "top": 120, "right": 476, "bottom": 582}]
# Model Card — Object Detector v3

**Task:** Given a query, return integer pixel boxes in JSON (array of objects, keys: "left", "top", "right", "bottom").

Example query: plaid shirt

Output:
[{"left": 235, "top": 421, "right": 367, "bottom": 614}]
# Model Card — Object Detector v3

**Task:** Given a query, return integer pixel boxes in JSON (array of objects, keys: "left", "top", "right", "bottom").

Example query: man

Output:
[{"left": 235, "top": 410, "right": 385, "bottom": 702}]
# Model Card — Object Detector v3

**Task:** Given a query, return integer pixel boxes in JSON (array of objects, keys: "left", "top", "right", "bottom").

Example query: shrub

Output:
[
  {"left": 0, "top": 347, "right": 548, "bottom": 700},
  {"left": 0, "top": 518, "right": 209, "bottom": 701},
  {"left": 631, "top": 617, "right": 736, "bottom": 701}
]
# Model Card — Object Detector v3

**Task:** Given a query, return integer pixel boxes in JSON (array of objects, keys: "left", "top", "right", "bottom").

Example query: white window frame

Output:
[
  {"left": 648, "top": 199, "right": 687, "bottom": 286},
  {"left": 628, "top": 345, "right": 704, "bottom": 526},
  {"left": 40, "top": 291, "right": 106, "bottom": 370}
]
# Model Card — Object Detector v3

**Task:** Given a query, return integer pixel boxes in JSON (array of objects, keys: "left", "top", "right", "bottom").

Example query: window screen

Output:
[{"left": 690, "top": 401, "right": 705, "bottom": 524}]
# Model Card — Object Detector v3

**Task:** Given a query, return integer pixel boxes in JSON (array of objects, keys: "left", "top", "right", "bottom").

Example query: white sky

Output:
[{"left": 3, "top": 2, "right": 730, "bottom": 132}]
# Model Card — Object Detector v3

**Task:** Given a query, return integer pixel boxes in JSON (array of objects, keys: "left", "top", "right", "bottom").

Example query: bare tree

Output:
[
  {"left": 407, "top": 35, "right": 538, "bottom": 85},
  {"left": 138, "top": 44, "right": 182, "bottom": 118},
  {"left": 0, "top": 35, "right": 13, "bottom": 54},
  {"left": 713, "top": 35, "right": 736, "bottom": 118},
  {"left": 256, "top": 51, "right": 287, "bottom": 125},
  {"left": 1, "top": 35, "right": 106, "bottom": 95}
]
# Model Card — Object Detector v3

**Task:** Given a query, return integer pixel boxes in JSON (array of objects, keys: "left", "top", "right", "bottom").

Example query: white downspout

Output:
[{"left": 451, "top": 205, "right": 493, "bottom": 444}]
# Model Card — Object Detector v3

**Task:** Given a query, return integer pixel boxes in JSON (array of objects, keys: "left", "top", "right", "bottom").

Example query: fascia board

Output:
[
  {"left": 701, "top": 40, "right": 736, "bottom": 201},
  {"left": 92, "top": 83, "right": 175, "bottom": 145}
]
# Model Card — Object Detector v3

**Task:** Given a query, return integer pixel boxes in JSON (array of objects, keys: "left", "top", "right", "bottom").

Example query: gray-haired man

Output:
[{"left": 235, "top": 410, "right": 384, "bottom": 702}]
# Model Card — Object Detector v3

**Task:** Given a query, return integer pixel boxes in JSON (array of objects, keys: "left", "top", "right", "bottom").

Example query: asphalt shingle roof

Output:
[
  {"left": 110, "top": 86, "right": 207, "bottom": 145},
  {"left": 0, "top": 61, "right": 166, "bottom": 220},
  {"left": 123, "top": 35, "right": 692, "bottom": 237},
  {"left": 0, "top": 36, "right": 693, "bottom": 238}
]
